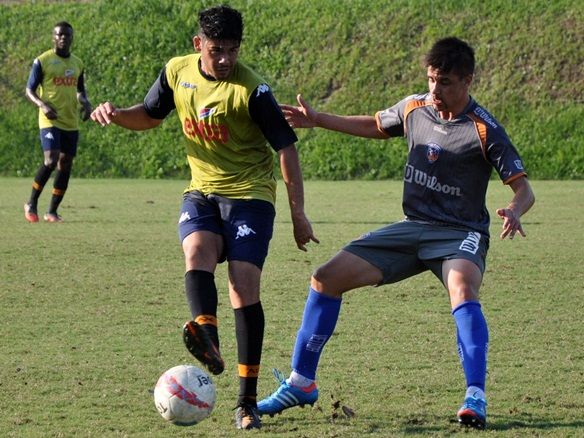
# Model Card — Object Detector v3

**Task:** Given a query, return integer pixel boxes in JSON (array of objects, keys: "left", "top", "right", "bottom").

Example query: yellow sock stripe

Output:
[
  {"left": 195, "top": 314, "right": 218, "bottom": 327},
  {"left": 238, "top": 364, "right": 260, "bottom": 378},
  {"left": 52, "top": 188, "right": 65, "bottom": 196},
  {"left": 32, "top": 182, "right": 42, "bottom": 190}
]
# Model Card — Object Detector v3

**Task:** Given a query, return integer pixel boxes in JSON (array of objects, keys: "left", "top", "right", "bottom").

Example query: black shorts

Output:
[
  {"left": 178, "top": 191, "right": 276, "bottom": 270},
  {"left": 40, "top": 127, "right": 79, "bottom": 156},
  {"left": 343, "top": 220, "right": 489, "bottom": 285}
]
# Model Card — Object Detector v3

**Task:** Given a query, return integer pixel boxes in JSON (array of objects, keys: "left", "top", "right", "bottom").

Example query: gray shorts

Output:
[{"left": 343, "top": 220, "right": 489, "bottom": 285}]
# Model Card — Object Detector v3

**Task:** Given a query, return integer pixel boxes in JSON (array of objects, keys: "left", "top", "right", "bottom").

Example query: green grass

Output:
[
  {"left": 1, "top": 0, "right": 582, "bottom": 179},
  {"left": 1, "top": 178, "right": 584, "bottom": 437}
]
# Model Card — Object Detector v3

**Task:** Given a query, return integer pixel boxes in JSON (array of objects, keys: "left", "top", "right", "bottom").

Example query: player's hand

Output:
[
  {"left": 91, "top": 102, "right": 118, "bottom": 126},
  {"left": 291, "top": 213, "right": 319, "bottom": 251},
  {"left": 496, "top": 208, "right": 525, "bottom": 240},
  {"left": 41, "top": 102, "right": 57, "bottom": 120},
  {"left": 280, "top": 94, "right": 318, "bottom": 129}
]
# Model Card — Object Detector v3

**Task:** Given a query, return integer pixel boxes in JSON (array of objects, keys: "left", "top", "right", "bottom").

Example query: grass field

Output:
[{"left": 1, "top": 178, "right": 583, "bottom": 437}]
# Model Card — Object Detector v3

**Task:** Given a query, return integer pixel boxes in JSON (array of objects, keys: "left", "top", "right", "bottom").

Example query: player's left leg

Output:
[
  {"left": 258, "top": 250, "right": 383, "bottom": 417},
  {"left": 443, "top": 258, "right": 488, "bottom": 429},
  {"left": 229, "top": 260, "right": 263, "bottom": 430},
  {"left": 44, "top": 151, "right": 73, "bottom": 222},
  {"left": 219, "top": 196, "right": 276, "bottom": 430},
  {"left": 45, "top": 130, "right": 79, "bottom": 222}
]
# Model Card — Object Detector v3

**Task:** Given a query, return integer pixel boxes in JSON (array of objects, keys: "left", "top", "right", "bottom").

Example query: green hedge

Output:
[{"left": 1, "top": 0, "right": 582, "bottom": 179}]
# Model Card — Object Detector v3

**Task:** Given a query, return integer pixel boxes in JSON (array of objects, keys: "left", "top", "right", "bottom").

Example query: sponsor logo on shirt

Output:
[
  {"left": 404, "top": 164, "right": 462, "bottom": 197},
  {"left": 433, "top": 125, "right": 448, "bottom": 135},
  {"left": 473, "top": 106, "right": 498, "bottom": 129},
  {"left": 180, "top": 81, "right": 197, "bottom": 89},
  {"left": 199, "top": 108, "right": 216, "bottom": 119},
  {"left": 53, "top": 76, "right": 77, "bottom": 86},
  {"left": 426, "top": 143, "right": 442, "bottom": 163},
  {"left": 183, "top": 118, "right": 229, "bottom": 144}
]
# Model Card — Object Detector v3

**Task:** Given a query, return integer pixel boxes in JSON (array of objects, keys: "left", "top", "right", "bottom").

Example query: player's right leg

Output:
[
  {"left": 258, "top": 250, "right": 382, "bottom": 416},
  {"left": 25, "top": 135, "right": 59, "bottom": 223},
  {"left": 179, "top": 192, "right": 225, "bottom": 375}
]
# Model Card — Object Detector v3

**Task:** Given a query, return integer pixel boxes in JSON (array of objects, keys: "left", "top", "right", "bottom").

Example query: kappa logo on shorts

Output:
[
  {"left": 178, "top": 211, "right": 191, "bottom": 224},
  {"left": 235, "top": 224, "right": 256, "bottom": 239},
  {"left": 44, "top": 132, "right": 55, "bottom": 140},
  {"left": 459, "top": 232, "right": 481, "bottom": 254}
]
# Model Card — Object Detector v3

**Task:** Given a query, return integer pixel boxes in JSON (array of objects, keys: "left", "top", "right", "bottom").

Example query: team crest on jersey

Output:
[
  {"left": 199, "top": 107, "right": 216, "bottom": 119},
  {"left": 179, "top": 81, "right": 197, "bottom": 89},
  {"left": 64, "top": 69, "right": 75, "bottom": 77},
  {"left": 426, "top": 142, "right": 442, "bottom": 163}
]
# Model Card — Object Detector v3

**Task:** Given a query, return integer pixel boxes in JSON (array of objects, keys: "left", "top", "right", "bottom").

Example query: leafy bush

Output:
[{"left": 1, "top": 0, "right": 582, "bottom": 179}]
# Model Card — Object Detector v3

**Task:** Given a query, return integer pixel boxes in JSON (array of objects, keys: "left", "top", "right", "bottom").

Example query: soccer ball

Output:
[{"left": 154, "top": 365, "right": 216, "bottom": 426}]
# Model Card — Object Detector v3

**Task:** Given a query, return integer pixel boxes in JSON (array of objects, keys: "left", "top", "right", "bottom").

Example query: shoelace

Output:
[
  {"left": 465, "top": 396, "right": 487, "bottom": 411},
  {"left": 271, "top": 368, "right": 286, "bottom": 385}
]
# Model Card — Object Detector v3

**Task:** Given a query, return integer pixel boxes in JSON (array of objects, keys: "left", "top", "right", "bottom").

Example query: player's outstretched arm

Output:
[
  {"left": 281, "top": 94, "right": 388, "bottom": 139},
  {"left": 496, "top": 176, "right": 535, "bottom": 240},
  {"left": 91, "top": 103, "right": 162, "bottom": 131},
  {"left": 278, "top": 144, "right": 319, "bottom": 251}
]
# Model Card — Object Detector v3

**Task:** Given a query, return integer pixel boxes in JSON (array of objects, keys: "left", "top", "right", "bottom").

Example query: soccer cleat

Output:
[
  {"left": 24, "top": 203, "right": 39, "bottom": 223},
  {"left": 234, "top": 402, "right": 262, "bottom": 430},
  {"left": 257, "top": 369, "right": 318, "bottom": 417},
  {"left": 43, "top": 212, "right": 63, "bottom": 223},
  {"left": 182, "top": 321, "right": 224, "bottom": 375},
  {"left": 457, "top": 395, "right": 487, "bottom": 430}
]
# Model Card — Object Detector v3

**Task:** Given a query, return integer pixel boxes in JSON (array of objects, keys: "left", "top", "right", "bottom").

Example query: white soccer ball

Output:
[{"left": 154, "top": 365, "right": 216, "bottom": 426}]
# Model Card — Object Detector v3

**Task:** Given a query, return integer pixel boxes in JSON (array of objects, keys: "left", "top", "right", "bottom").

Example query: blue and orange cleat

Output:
[
  {"left": 457, "top": 394, "right": 487, "bottom": 430},
  {"left": 257, "top": 369, "right": 318, "bottom": 417}
]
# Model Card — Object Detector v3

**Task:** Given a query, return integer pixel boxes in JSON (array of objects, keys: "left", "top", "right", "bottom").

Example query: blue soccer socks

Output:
[
  {"left": 452, "top": 301, "right": 489, "bottom": 391},
  {"left": 291, "top": 288, "right": 342, "bottom": 380}
]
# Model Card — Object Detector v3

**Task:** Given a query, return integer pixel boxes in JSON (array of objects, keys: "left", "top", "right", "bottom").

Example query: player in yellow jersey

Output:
[
  {"left": 24, "top": 21, "right": 92, "bottom": 223},
  {"left": 91, "top": 5, "right": 318, "bottom": 430}
]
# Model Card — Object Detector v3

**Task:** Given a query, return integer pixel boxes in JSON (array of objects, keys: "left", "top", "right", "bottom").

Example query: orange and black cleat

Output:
[{"left": 182, "top": 320, "right": 225, "bottom": 375}]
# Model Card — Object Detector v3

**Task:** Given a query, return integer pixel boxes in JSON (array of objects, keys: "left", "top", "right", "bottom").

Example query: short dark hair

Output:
[
  {"left": 424, "top": 37, "right": 475, "bottom": 78},
  {"left": 54, "top": 21, "right": 73, "bottom": 31},
  {"left": 198, "top": 5, "right": 243, "bottom": 41}
]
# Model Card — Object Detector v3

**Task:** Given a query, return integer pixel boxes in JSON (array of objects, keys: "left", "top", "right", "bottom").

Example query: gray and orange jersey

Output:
[{"left": 376, "top": 93, "right": 527, "bottom": 236}]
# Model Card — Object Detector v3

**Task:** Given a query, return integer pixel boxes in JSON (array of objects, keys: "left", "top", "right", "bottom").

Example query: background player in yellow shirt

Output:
[
  {"left": 24, "top": 21, "right": 92, "bottom": 223},
  {"left": 91, "top": 5, "right": 317, "bottom": 430}
]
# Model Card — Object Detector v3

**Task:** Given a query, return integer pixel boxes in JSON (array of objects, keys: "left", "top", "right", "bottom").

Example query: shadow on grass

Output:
[{"left": 401, "top": 415, "right": 584, "bottom": 434}]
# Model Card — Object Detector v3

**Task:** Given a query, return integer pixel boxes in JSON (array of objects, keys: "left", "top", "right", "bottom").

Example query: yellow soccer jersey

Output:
[
  {"left": 164, "top": 54, "right": 277, "bottom": 203},
  {"left": 34, "top": 49, "right": 84, "bottom": 130}
]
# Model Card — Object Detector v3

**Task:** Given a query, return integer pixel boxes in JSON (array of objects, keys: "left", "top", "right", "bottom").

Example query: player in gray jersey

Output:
[{"left": 257, "top": 37, "right": 535, "bottom": 430}]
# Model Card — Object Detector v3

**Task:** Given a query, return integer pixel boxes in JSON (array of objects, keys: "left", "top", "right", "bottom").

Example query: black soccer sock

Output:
[
  {"left": 29, "top": 164, "right": 54, "bottom": 207},
  {"left": 48, "top": 168, "right": 71, "bottom": 213},
  {"left": 185, "top": 269, "right": 219, "bottom": 347},
  {"left": 235, "top": 302, "right": 264, "bottom": 406}
]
